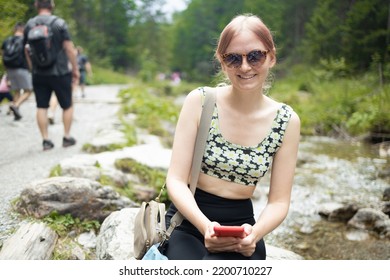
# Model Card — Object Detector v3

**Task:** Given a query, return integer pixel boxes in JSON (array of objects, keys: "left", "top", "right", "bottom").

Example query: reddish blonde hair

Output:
[{"left": 215, "top": 14, "right": 276, "bottom": 64}]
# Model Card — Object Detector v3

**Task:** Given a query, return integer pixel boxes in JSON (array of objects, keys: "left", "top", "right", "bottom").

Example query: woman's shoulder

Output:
[
  {"left": 186, "top": 86, "right": 219, "bottom": 102},
  {"left": 264, "top": 96, "right": 300, "bottom": 125}
]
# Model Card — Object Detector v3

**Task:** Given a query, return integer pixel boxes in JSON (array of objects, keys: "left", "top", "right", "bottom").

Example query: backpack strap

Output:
[
  {"left": 48, "top": 15, "right": 59, "bottom": 29},
  {"left": 159, "top": 88, "right": 216, "bottom": 249},
  {"left": 30, "top": 15, "right": 58, "bottom": 29}
]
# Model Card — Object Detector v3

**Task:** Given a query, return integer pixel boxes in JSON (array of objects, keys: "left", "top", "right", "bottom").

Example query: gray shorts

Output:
[{"left": 7, "top": 68, "right": 33, "bottom": 91}]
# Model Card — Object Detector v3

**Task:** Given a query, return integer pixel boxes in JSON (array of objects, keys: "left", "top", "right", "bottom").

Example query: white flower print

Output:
[{"left": 200, "top": 104, "right": 293, "bottom": 186}]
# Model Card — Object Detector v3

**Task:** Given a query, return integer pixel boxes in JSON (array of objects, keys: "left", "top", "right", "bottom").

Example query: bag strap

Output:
[
  {"left": 31, "top": 15, "right": 55, "bottom": 27},
  {"left": 162, "top": 87, "right": 216, "bottom": 242}
]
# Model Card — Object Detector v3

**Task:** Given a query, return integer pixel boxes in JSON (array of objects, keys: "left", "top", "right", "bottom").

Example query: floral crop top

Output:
[{"left": 200, "top": 89, "right": 293, "bottom": 187}]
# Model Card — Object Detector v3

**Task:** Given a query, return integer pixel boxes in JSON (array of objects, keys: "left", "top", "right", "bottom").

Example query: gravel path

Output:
[{"left": 0, "top": 84, "right": 127, "bottom": 239}]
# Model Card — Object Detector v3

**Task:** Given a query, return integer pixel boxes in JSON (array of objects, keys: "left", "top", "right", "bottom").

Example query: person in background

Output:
[
  {"left": 48, "top": 45, "right": 78, "bottom": 125},
  {"left": 164, "top": 14, "right": 301, "bottom": 260},
  {"left": 0, "top": 73, "right": 14, "bottom": 112},
  {"left": 24, "top": 0, "right": 79, "bottom": 151},
  {"left": 76, "top": 46, "right": 92, "bottom": 98},
  {"left": 1, "top": 23, "right": 33, "bottom": 121}
]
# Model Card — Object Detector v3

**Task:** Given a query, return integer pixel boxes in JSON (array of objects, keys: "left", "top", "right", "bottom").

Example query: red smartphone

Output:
[{"left": 213, "top": 225, "right": 246, "bottom": 238}]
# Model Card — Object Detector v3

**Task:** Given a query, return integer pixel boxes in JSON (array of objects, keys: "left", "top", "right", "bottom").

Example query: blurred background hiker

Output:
[
  {"left": 76, "top": 46, "right": 92, "bottom": 98},
  {"left": 1, "top": 22, "right": 33, "bottom": 121},
  {"left": 24, "top": 0, "right": 79, "bottom": 151}
]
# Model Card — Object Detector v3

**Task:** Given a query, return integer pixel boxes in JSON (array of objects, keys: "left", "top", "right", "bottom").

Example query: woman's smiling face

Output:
[{"left": 222, "top": 30, "right": 275, "bottom": 92}]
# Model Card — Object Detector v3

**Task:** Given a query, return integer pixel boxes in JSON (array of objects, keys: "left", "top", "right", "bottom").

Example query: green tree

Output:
[
  {"left": 0, "top": 0, "right": 28, "bottom": 44},
  {"left": 128, "top": 0, "right": 170, "bottom": 72},
  {"left": 170, "top": 0, "right": 245, "bottom": 82},
  {"left": 342, "top": 0, "right": 390, "bottom": 70},
  {"left": 302, "top": 0, "right": 389, "bottom": 72}
]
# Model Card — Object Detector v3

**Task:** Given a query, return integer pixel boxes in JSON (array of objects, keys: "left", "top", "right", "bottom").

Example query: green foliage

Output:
[
  {"left": 303, "top": 0, "right": 389, "bottom": 71},
  {"left": 120, "top": 82, "right": 180, "bottom": 140},
  {"left": 314, "top": 57, "right": 350, "bottom": 80},
  {"left": 170, "top": 0, "right": 245, "bottom": 82},
  {"left": 120, "top": 122, "right": 138, "bottom": 147},
  {"left": 114, "top": 158, "right": 168, "bottom": 202},
  {"left": 82, "top": 142, "right": 127, "bottom": 154},
  {"left": 90, "top": 65, "right": 132, "bottom": 85},
  {"left": 43, "top": 211, "right": 100, "bottom": 237},
  {"left": 49, "top": 164, "right": 62, "bottom": 177},
  {"left": 138, "top": 49, "right": 159, "bottom": 82},
  {"left": 271, "top": 63, "right": 390, "bottom": 137}
]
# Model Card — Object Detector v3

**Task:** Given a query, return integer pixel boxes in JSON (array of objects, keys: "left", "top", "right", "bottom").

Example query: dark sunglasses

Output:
[{"left": 222, "top": 49, "right": 269, "bottom": 68}]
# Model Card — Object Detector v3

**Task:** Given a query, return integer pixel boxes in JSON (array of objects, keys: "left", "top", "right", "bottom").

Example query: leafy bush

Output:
[
  {"left": 120, "top": 83, "right": 180, "bottom": 141},
  {"left": 271, "top": 63, "right": 390, "bottom": 138},
  {"left": 89, "top": 66, "right": 132, "bottom": 85}
]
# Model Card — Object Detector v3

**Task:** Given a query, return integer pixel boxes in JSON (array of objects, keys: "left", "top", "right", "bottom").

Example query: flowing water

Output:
[{"left": 254, "top": 136, "right": 390, "bottom": 260}]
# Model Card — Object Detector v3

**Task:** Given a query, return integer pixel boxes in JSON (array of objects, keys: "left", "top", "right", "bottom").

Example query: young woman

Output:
[{"left": 165, "top": 14, "right": 301, "bottom": 260}]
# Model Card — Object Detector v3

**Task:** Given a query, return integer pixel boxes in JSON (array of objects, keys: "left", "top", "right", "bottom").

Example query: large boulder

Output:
[{"left": 14, "top": 176, "right": 136, "bottom": 222}]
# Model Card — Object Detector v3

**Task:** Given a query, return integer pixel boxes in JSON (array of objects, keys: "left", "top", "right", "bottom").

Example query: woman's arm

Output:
[
  {"left": 235, "top": 111, "right": 300, "bottom": 257},
  {"left": 252, "top": 111, "right": 301, "bottom": 241},
  {"left": 166, "top": 88, "right": 211, "bottom": 235}
]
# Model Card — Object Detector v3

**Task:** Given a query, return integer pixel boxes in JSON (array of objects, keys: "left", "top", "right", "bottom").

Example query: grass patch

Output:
[
  {"left": 88, "top": 66, "right": 133, "bottom": 85},
  {"left": 42, "top": 211, "right": 100, "bottom": 238}
]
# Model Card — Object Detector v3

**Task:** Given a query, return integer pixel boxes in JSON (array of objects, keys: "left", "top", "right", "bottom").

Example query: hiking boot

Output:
[
  {"left": 43, "top": 139, "right": 54, "bottom": 151},
  {"left": 63, "top": 136, "right": 76, "bottom": 147},
  {"left": 10, "top": 105, "right": 22, "bottom": 120}
]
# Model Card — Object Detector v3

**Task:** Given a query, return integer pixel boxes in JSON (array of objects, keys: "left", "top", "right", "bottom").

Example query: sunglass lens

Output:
[
  {"left": 224, "top": 53, "right": 242, "bottom": 68},
  {"left": 247, "top": 50, "right": 266, "bottom": 66}
]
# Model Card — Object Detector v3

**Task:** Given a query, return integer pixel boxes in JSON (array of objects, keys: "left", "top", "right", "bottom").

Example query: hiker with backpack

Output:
[
  {"left": 24, "top": 0, "right": 79, "bottom": 151},
  {"left": 1, "top": 22, "right": 33, "bottom": 121}
]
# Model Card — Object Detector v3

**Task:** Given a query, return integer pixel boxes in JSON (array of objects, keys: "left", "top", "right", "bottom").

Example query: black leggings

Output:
[{"left": 164, "top": 188, "right": 266, "bottom": 260}]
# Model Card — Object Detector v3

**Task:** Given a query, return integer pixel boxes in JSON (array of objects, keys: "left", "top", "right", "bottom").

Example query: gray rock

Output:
[
  {"left": 78, "top": 231, "right": 97, "bottom": 249},
  {"left": 266, "top": 245, "right": 304, "bottom": 260},
  {"left": 88, "top": 128, "right": 127, "bottom": 152},
  {"left": 96, "top": 208, "right": 139, "bottom": 260},
  {"left": 318, "top": 202, "right": 358, "bottom": 222},
  {"left": 348, "top": 208, "right": 389, "bottom": 233},
  {"left": 383, "top": 187, "right": 390, "bottom": 201},
  {"left": 15, "top": 177, "right": 136, "bottom": 222},
  {"left": 374, "top": 219, "right": 390, "bottom": 238},
  {"left": 382, "top": 202, "right": 390, "bottom": 217}
]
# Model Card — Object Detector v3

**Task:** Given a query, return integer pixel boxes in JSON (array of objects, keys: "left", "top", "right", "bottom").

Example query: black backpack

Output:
[
  {"left": 27, "top": 16, "right": 58, "bottom": 68},
  {"left": 2, "top": 36, "right": 24, "bottom": 68}
]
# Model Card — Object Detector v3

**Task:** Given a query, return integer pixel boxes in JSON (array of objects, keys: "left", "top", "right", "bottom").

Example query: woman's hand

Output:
[
  {"left": 233, "top": 223, "right": 257, "bottom": 257},
  {"left": 204, "top": 222, "right": 257, "bottom": 256}
]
